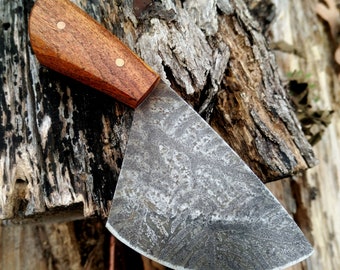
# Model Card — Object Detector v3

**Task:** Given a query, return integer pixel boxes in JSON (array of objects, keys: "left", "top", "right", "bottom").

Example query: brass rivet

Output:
[
  {"left": 115, "top": 58, "right": 125, "bottom": 67},
  {"left": 57, "top": 21, "right": 66, "bottom": 30}
]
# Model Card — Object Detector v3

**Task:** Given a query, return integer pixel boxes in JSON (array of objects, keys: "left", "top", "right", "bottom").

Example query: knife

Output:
[{"left": 29, "top": 0, "right": 313, "bottom": 269}]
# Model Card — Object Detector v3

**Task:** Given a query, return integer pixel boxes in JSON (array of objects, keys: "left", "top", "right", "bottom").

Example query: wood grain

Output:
[
  {"left": 0, "top": 0, "right": 328, "bottom": 268},
  {"left": 1, "top": 0, "right": 316, "bottom": 224},
  {"left": 29, "top": 0, "right": 160, "bottom": 108},
  {"left": 269, "top": 0, "right": 340, "bottom": 268}
]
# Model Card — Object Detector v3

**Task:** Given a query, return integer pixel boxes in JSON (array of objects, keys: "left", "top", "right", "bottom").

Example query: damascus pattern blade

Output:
[{"left": 106, "top": 82, "right": 313, "bottom": 270}]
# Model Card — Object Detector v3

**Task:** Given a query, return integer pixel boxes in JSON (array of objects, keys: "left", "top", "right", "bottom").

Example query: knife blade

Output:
[{"left": 29, "top": 0, "right": 313, "bottom": 269}]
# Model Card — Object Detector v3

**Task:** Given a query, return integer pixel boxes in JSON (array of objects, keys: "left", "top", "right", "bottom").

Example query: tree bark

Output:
[
  {"left": 267, "top": 0, "right": 340, "bottom": 269},
  {"left": 0, "top": 0, "right": 315, "bottom": 221},
  {"left": 0, "top": 0, "right": 325, "bottom": 269}
]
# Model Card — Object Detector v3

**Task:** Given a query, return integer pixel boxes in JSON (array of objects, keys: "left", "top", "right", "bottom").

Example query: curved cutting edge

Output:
[{"left": 106, "top": 82, "right": 313, "bottom": 269}]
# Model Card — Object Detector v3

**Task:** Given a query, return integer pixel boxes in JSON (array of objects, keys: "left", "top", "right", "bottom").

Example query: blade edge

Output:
[{"left": 107, "top": 82, "right": 313, "bottom": 269}]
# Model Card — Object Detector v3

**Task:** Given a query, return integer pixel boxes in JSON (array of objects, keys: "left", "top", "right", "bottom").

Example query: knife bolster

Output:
[{"left": 29, "top": 0, "right": 160, "bottom": 108}]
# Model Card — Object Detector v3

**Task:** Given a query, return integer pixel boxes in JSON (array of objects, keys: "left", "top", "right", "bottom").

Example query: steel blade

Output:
[{"left": 106, "top": 82, "right": 312, "bottom": 269}]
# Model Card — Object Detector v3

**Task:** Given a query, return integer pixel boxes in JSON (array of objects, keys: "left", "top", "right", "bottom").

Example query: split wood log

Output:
[
  {"left": 0, "top": 0, "right": 327, "bottom": 269},
  {"left": 268, "top": 0, "right": 340, "bottom": 269},
  {"left": 0, "top": 219, "right": 110, "bottom": 270},
  {"left": 0, "top": 0, "right": 316, "bottom": 222}
]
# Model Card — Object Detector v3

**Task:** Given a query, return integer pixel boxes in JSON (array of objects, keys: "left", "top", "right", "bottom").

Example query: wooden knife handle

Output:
[{"left": 29, "top": 0, "right": 160, "bottom": 108}]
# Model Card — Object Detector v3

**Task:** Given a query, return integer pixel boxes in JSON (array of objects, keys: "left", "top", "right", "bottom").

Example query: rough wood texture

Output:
[
  {"left": 267, "top": 0, "right": 340, "bottom": 269},
  {"left": 0, "top": 0, "right": 323, "bottom": 269},
  {"left": 0, "top": 219, "right": 109, "bottom": 269},
  {"left": 0, "top": 0, "right": 315, "bottom": 221},
  {"left": 1, "top": 0, "right": 132, "bottom": 221}
]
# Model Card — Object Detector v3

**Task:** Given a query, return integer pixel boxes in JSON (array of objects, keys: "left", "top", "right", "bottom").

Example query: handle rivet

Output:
[
  {"left": 115, "top": 58, "right": 125, "bottom": 67},
  {"left": 57, "top": 21, "right": 66, "bottom": 30}
]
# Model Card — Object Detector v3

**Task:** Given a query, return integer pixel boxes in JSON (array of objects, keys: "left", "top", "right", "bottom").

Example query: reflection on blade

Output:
[{"left": 106, "top": 82, "right": 313, "bottom": 270}]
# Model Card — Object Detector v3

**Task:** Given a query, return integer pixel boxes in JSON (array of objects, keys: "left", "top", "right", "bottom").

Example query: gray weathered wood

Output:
[
  {"left": 0, "top": 0, "right": 315, "bottom": 221},
  {"left": 0, "top": 219, "right": 108, "bottom": 269},
  {"left": 1, "top": 0, "right": 329, "bottom": 269},
  {"left": 268, "top": 0, "right": 340, "bottom": 269}
]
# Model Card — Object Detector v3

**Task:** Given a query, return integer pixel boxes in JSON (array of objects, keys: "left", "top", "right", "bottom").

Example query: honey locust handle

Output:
[{"left": 29, "top": 0, "right": 160, "bottom": 108}]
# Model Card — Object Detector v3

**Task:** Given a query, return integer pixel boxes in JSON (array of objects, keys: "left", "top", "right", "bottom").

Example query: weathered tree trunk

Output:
[
  {"left": 0, "top": 0, "right": 315, "bottom": 222},
  {"left": 0, "top": 0, "right": 327, "bottom": 269},
  {"left": 267, "top": 0, "right": 340, "bottom": 269}
]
